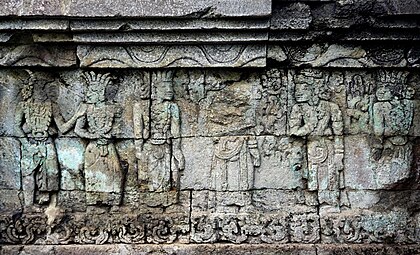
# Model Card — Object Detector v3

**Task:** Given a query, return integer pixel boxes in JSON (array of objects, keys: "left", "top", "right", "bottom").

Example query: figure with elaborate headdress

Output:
[
  {"left": 75, "top": 72, "right": 123, "bottom": 206},
  {"left": 16, "top": 71, "right": 85, "bottom": 208},
  {"left": 136, "top": 70, "right": 185, "bottom": 192},
  {"left": 371, "top": 70, "right": 415, "bottom": 187},
  {"left": 289, "top": 69, "right": 346, "bottom": 212}
]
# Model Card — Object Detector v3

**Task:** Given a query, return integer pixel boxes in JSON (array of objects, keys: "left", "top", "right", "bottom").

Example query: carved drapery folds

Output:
[
  {"left": 0, "top": 0, "right": 420, "bottom": 252},
  {"left": 0, "top": 67, "right": 418, "bottom": 246}
]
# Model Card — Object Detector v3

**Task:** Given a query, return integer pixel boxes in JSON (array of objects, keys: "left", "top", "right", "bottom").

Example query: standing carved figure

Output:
[
  {"left": 371, "top": 70, "right": 415, "bottom": 186},
  {"left": 211, "top": 136, "right": 260, "bottom": 192},
  {"left": 75, "top": 72, "right": 123, "bottom": 206},
  {"left": 207, "top": 75, "right": 261, "bottom": 211},
  {"left": 289, "top": 70, "right": 345, "bottom": 211},
  {"left": 136, "top": 71, "right": 185, "bottom": 192},
  {"left": 257, "top": 69, "right": 287, "bottom": 135},
  {"left": 15, "top": 71, "right": 85, "bottom": 208}
]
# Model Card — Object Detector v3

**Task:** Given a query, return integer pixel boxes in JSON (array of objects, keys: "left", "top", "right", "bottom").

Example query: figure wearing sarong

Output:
[
  {"left": 15, "top": 72, "right": 85, "bottom": 208},
  {"left": 75, "top": 72, "right": 123, "bottom": 206},
  {"left": 289, "top": 70, "right": 346, "bottom": 211},
  {"left": 371, "top": 70, "right": 414, "bottom": 187},
  {"left": 136, "top": 71, "right": 185, "bottom": 192}
]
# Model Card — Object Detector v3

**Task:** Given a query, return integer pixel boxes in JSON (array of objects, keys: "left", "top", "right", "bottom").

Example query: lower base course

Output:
[{"left": 1, "top": 244, "right": 420, "bottom": 255}]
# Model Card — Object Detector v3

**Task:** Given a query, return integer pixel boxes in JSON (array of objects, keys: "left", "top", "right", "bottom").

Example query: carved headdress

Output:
[
  {"left": 376, "top": 70, "right": 409, "bottom": 97},
  {"left": 82, "top": 71, "right": 112, "bottom": 103}
]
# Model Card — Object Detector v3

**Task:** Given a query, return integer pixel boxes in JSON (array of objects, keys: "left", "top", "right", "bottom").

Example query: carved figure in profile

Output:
[
  {"left": 289, "top": 69, "right": 346, "bottom": 211},
  {"left": 136, "top": 70, "right": 185, "bottom": 192},
  {"left": 75, "top": 72, "right": 123, "bottom": 206},
  {"left": 15, "top": 71, "right": 85, "bottom": 208}
]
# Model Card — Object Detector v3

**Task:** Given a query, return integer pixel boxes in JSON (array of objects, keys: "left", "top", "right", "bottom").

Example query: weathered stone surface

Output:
[
  {"left": 74, "top": 32, "right": 267, "bottom": 44},
  {"left": 0, "top": 45, "right": 76, "bottom": 67},
  {"left": 0, "top": 19, "right": 69, "bottom": 31},
  {"left": 0, "top": 138, "right": 21, "bottom": 189},
  {"left": 77, "top": 45, "right": 266, "bottom": 68},
  {"left": 0, "top": 0, "right": 419, "bottom": 252},
  {"left": 345, "top": 135, "right": 415, "bottom": 190},
  {"left": 70, "top": 19, "right": 270, "bottom": 31},
  {"left": 271, "top": 3, "right": 312, "bottom": 30},
  {"left": 317, "top": 244, "right": 420, "bottom": 255},
  {"left": 0, "top": 0, "right": 271, "bottom": 18},
  {"left": 3, "top": 244, "right": 420, "bottom": 255}
]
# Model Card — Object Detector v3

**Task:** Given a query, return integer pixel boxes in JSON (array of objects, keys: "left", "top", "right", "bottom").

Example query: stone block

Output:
[
  {"left": 345, "top": 135, "right": 414, "bottom": 190},
  {"left": 70, "top": 19, "right": 269, "bottom": 31},
  {"left": 56, "top": 138, "right": 85, "bottom": 191},
  {"left": 0, "top": 0, "right": 271, "bottom": 18},
  {"left": 77, "top": 45, "right": 266, "bottom": 68},
  {"left": 0, "top": 189, "right": 22, "bottom": 213},
  {"left": 0, "top": 45, "right": 76, "bottom": 67},
  {"left": 271, "top": 3, "right": 312, "bottom": 30},
  {"left": 0, "top": 138, "right": 21, "bottom": 189},
  {"left": 255, "top": 136, "right": 307, "bottom": 189}
]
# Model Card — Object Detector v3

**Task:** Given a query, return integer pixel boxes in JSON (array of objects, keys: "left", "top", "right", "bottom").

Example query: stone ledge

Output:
[
  {"left": 0, "top": 0, "right": 271, "bottom": 18},
  {"left": 1, "top": 244, "right": 420, "bottom": 255}
]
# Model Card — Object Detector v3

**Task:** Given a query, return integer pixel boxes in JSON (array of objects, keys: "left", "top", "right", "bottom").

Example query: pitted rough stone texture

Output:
[
  {"left": 0, "top": 0, "right": 271, "bottom": 17},
  {"left": 0, "top": 0, "right": 419, "bottom": 253}
]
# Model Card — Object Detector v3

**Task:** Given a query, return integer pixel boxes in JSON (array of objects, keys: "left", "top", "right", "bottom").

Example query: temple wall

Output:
[{"left": 0, "top": 1, "right": 419, "bottom": 254}]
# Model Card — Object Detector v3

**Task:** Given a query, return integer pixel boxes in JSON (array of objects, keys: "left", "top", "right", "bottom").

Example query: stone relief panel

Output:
[
  {"left": 345, "top": 70, "right": 419, "bottom": 190},
  {"left": 0, "top": 68, "right": 419, "bottom": 246},
  {"left": 136, "top": 70, "right": 185, "bottom": 193},
  {"left": 78, "top": 45, "right": 266, "bottom": 68}
]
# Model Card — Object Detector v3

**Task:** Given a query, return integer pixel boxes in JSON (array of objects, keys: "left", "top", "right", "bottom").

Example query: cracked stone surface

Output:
[{"left": 0, "top": 0, "right": 419, "bottom": 254}]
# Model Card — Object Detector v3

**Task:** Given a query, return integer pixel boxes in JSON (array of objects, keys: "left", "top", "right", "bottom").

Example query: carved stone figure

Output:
[
  {"left": 257, "top": 69, "right": 287, "bottom": 135},
  {"left": 346, "top": 74, "right": 372, "bottom": 134},
  {"left": 289, "top": 69, "right": 346, "bottom": 211},
  {"left": 371, "top": 70, "right": 415, "bottom": 187},
  {"left": 15, "top": 72, "right": 85, "bottom": 208},
  {"left": 136, "top": 70, "right": 185, "bottom": 192},
  {"left": 75, "top": 72, "right": 123, "bottom": 206},
  {"left": 211, "top": 136, "right": 260, "bottom": 192},
  {"left": 372, "top": 71, "right": 413, "bottom": 139}
]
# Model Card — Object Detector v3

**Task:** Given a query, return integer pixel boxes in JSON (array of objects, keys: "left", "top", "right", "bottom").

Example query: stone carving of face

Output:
[
  {"left": 376, "top": 86, "right": 392, "bottom": 101},
  {"left": 157, "top": 81, "right": 174, "bottom": 101},
  {"left": 294, "top": 81, "right": 312, "bottom": 103},
  {"left": 404, "top": 87, "right": 415, "bottom": 99}
]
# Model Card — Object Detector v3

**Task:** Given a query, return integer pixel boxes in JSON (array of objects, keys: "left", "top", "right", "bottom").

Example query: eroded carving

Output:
[
  {"left": 370, "top": 70, "right": 415, "bottom": 188},
  {"left": 136, "top": 70, "right": 185, "bottom": 192},
  {"left": 75, "top": 71, "right": 123, "bottom": 206},
  {"left": 256, "top": 69, "right": 287, "bottom": 135},
  {"left": 289, "top": 69, "right": 347, "bottom": 211},
  {"left": 15, "top": 71, "right": 85, "bottom": 208}
]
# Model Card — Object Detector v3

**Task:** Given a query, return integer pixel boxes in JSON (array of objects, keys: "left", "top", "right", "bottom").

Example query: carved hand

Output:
[{"left": 75, "top": 103, "right": 88, "bottom": 118}]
